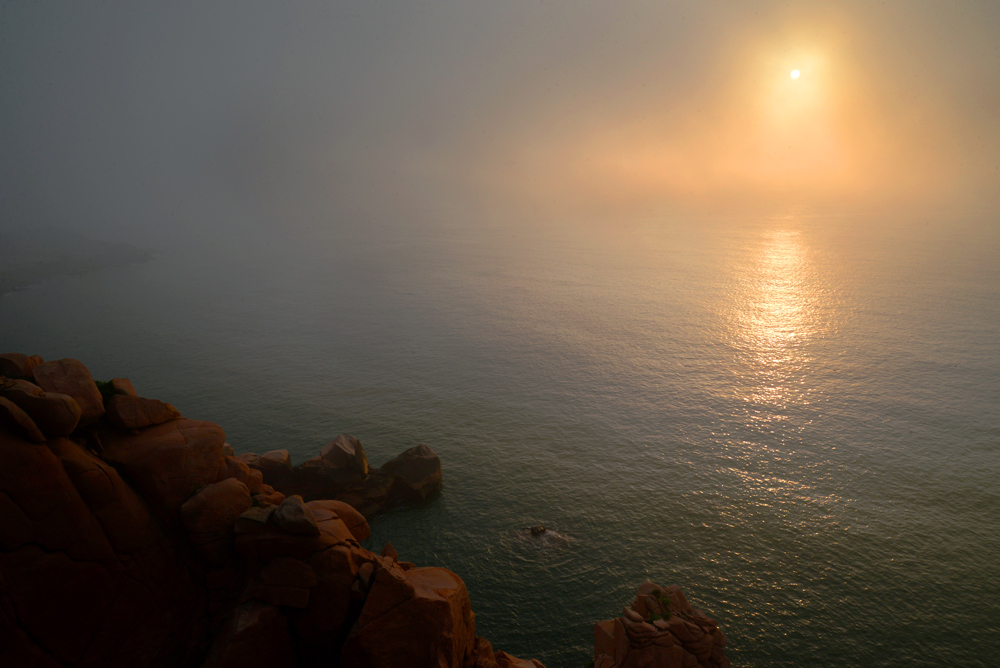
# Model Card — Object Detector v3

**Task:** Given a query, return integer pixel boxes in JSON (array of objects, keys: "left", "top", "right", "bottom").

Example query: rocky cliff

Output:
[{"left": 0, "top": 353, "right": 730, "bottom": 668}]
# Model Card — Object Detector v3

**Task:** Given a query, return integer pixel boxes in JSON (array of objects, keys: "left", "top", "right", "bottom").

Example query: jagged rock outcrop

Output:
[
  {"left": 31, "top": 358, "right": 106, "bottom": 425},
  {"left": 0, "top": 377, "right": 82, "bottom": 437},
  {"left": 593, "top": 581, "right": 729, "bottom": 668},
  {"left": 238, "top": 436, "right": 443, "bottom": 519},
  {"left": 0, "top": 353, "right": 545, "bottom": 668},
  {"left": 0, "top": 353, "right": 45, "bottom": 380}
]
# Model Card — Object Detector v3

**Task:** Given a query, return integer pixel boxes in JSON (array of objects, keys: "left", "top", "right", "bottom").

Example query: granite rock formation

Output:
[
  {"left": 592, "top": 581, "right": 730, "bottom": 668},
  {"left": 0, "top": 353, "right": 547, "bottom": 668}
]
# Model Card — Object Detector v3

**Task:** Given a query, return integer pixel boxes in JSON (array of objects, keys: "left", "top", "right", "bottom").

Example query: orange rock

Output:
[
  {"left": 594, "top": 619, "right": 617, "bottom": 659},
  {"left": 99, "top": 418, "right": 226, "bottom": 525},
  {"left": 261, "top": 557, "right": 320, "bottom": 589},
  {"left": 217, "top": 455, "right": 263, "bottom": 493},
  {"left": 335, "top": 469, "right": 394, "bottom": 517},
  {"left": 181, "top": 478, "right": 252, "bottom": 535},
  {"left": 110, "top": 377, "right": 137, "bottom": 396},
  {"left": 0, "top": 353, "right": 43, "bottom": 379},
  {"left": 250, "top": 449, "right": 296, "bottom": 490},
  {"left": 245, "top": 581, "right": 312, "bottom": 608},
  {"left": 0, "top": 397, "right": 45, "bottom": 443},
  {"left": 253, "top": 487, "right": 285, "bottom": 508},
  {"left": 296, "top": 545, "right": 362, "bottom": 661},
  {"left": 106, "top": 394, "right": 181, "bottom": 430},
  {"left": 342, "top": 565, "right": 475, "bottom": 668},
  {"left": 310, "top": 509, "right": 356, "bottom": 544},
  {"left": 596, "top": 582, "right": 728, "bottom": 668},
  {"left": 272, "top": 495, "right": 320, "bottom": 536},
  {"left": 466, "top": 636, "right": 499, "bottom": 668},
  {"left": 594, "top": 655, "right": 615, "bottom": 668},
  {"left": 181, "top": 478, "right": 251, "bottom": 565},
  {"left": 31, "top": 358, "right": 105, "bottom": 425},
  {"left": 306, "top": 499, "right": 370, "bottom": 541},
  {"left": 620, "top": 643, "right": 689, "bottom": 668},
  {"left": 379, "top": 443, "right": 443, "bottom": 501},
  {"left": 321, "top": 434, "right": 369, "bottom": 475},
  {"left": 494, "top": 650, "right": 547, "bottom": 668},
  {"left": 234, "top": 506, "right": 275, "bottom": 534},
  {"left": 234, "top": 525, "right": 340, "bottom": 563},
  {"left": 0, "top": 378, "right": 81, "bottom": 437},
  {"left": 200, "top": 601, "right": 295, "bottom": 668},
  {"left": 380, "top": 540, "right": 399, "bottom": 562},
  {"left": 236, "top": 452, "right": 259, "bottom": 467},
  {"left": 665, "top": 617, "right": 702, "bottom": 644}
]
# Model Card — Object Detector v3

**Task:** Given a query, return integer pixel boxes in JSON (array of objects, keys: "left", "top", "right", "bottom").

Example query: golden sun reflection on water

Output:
[{"left": 728, "top": 226, "right": 820, "bottom": 414}]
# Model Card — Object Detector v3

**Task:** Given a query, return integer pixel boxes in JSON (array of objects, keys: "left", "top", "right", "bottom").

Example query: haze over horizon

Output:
[{"left": 2, "top": 1, "right": 999, "bottom": 244}]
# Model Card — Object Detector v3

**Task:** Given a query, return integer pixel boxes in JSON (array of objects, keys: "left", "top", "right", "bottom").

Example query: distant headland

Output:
[{"left": 0, "top": 227, "right": 153, "bottom": 297}]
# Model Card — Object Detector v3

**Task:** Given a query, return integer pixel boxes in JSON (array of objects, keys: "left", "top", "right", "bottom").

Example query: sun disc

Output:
[{"left": 790, "top": 69, "right": 800, "bottom": 79}]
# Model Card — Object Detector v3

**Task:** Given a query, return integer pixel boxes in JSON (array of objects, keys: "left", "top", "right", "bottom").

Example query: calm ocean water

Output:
[{"left": 2, "top": 213, "right": 998, "bottom": 667}]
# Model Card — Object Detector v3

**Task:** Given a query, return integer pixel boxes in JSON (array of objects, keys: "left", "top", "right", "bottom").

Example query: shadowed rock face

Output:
[
  {"left": 99, "top": 419, "right": 226, "bottom": 527},
  {"left": 0, "top": 429, "right": 207, "bottom": 668},
  {"left": 0, "top": 377, "right": 81, "bottom": 437},
  {"left": 106, "top": 394, "right": 181, "bottom": 430}
]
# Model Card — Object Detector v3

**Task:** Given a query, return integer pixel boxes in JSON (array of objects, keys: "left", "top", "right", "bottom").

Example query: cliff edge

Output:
[{"left": 0, "top": 352, "right": 729, "bottom": 668}]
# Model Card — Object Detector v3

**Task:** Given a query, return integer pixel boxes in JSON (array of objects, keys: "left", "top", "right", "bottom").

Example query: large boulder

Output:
[
  {"left": 306, "top": 499, "right": 370, "bottom": 541},
  {"left": 180, "top": 478, "right": 252, "bottom": 565},
  {"left": 216, "top": 455, "right": 263, "bottom": 494},
  {"left": 0, "top": 378, "right": 81, "bottom": 437},
  {"left": 0, "top": 427, "right": 206, "bottom": 668},
  {"left": 380, "top": 443, "right": 443, "bottom": 501},
  {"left": 321, "top": 434, "right": 369, "bottom": 476},
  {"left": 244, "top": 449, "right": 296, "bottom": 491},
  {"left": 106, "top": 394, "right": 181, "bottom": 430},
  {"left": 271, "top": 495, "right": 320, "bottom": 536},
  {"left": 289, "top": 435, "right": 370, "bottom": 500},
  {"left": 0, "top": 396, "right": 45, "bottom": 443},
  {"left": 0, "top": 353, "right": 44, "bottom": 379},
  {"left": 31, "top": 358, "right": 105, "bottom": 425},
  {"left": 99, "top": 418, "right": 226, "bottom": 526},
  {"left": 342, "top": 565, "right": 476, "bottom": 668},
  {"left": 110, "top": 377, "right": 137, "bottom": 396}
]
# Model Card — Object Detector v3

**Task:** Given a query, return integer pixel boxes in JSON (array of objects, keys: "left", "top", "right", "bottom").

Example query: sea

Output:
[{"left": 2, "top": 212, "right": 998, "bottom": 667}]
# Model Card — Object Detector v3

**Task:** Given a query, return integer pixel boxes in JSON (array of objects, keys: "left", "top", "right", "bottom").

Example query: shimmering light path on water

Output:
[{"left": 2, "top": 214, "right": 998, "bottom": 667}]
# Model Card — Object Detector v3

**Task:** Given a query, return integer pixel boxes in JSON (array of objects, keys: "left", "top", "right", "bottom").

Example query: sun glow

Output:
[{"left": 790, "top": 69, "right": 800, "bottom": 79}]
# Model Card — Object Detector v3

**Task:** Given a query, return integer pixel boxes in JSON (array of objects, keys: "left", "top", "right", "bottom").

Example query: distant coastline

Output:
[{"left": 0, "top": 226, "right": 154, "bottom": 296}]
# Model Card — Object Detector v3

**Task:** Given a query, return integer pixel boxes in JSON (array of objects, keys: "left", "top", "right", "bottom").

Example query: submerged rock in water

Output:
[{"left": 530, "top": 525, "right": 546, "bottom": 536}]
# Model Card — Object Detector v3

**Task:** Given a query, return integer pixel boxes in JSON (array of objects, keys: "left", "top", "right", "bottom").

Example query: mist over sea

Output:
[{"left": 1, "top": 212, "right": 997, "bottom": 667}]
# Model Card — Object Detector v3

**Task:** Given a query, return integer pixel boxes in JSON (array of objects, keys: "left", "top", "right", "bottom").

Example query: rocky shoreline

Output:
[{"left": 0, "top": 353, "right": 730, "bottom": 668}]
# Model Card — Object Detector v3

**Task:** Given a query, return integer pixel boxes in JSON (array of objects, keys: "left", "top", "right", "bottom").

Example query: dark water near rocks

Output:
[{"left": 2, "top": 213, "right": 999, "bottom": 667}]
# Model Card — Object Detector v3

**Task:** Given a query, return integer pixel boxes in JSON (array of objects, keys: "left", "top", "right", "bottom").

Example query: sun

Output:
[{"left": 790, "top": 69, "right": 801, "bottom": 79}]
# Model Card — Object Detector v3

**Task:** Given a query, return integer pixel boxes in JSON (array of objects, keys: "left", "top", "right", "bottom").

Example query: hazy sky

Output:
[{"left": 2, "top": 1, "right": 998, "bottom": 239}]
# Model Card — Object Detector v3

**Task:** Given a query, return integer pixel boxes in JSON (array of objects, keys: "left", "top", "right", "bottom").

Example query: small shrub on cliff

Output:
[
  {"left": 647, "top": 588, "right": 673, "bottom": 622},
  {"left": 94, "top": 379, "right": 125, "bottom": 406}
]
